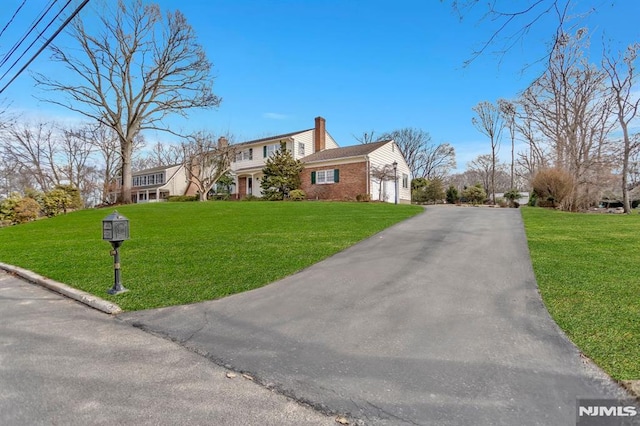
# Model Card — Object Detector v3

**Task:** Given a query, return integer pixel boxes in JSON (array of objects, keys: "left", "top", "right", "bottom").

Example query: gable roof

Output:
[
  {"left": 301, "top": 140, "right": 391, "bottom": 163},
  {"left": 233, "top": 128, "right": 314, "bottom": 148}
]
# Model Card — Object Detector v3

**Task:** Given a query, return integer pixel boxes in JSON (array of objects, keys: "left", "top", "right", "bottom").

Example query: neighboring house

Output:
[
  {"left": 230, "top": 117, "right": 411, "bottom": 204},
  {"left": 129, "top": 163, "right": 191, "bottom": 203}
]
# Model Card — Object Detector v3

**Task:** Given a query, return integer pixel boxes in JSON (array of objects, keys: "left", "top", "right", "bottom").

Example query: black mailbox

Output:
[
  {"left": 103, "top": 211, "right": 130, "bottom": 295},
  {"left": 102, "top": 211, "right": 130, "bottom": 242}
]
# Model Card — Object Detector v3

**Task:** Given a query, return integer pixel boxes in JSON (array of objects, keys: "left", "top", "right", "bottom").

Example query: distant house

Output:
[{"left": 129, "top": 163, "right": 190, "bottom": 203}]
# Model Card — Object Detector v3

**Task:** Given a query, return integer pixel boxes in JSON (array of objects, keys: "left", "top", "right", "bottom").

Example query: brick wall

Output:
[{"left": 301, "top": 161, "right": 368, "bottom": 201}]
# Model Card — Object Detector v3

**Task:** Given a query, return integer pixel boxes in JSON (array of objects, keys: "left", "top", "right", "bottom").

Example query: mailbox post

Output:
[{"left": 102, "top": 211, "right": 130, "bottom": 295}]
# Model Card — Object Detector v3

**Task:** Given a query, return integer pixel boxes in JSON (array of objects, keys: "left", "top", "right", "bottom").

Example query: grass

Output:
[
  {"left": 0, "top": 201, "right": 422, "bottom": 311},
  {"left": 521, "top": 207, "right": 640, "bottom": 381}
]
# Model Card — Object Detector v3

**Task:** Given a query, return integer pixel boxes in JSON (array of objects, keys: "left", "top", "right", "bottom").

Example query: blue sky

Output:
[{"left": 1, "top": 1, "right": 638, "bottom": 171}]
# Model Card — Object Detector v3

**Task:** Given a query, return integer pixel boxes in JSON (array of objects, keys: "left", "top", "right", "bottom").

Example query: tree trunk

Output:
[
  {"left": 120, "top": 140, "right": 133, "bottom": 204},
  {"left": 621, "top": 120, "right": 631, "bottom": 213}
]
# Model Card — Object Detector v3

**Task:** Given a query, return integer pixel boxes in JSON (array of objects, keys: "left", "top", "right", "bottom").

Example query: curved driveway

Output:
[{"left": 121, "top": 205, "right": 629, "bottom": 425}]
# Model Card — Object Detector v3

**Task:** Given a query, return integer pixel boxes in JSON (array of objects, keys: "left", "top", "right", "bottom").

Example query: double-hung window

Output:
[
  {"left": 264, "top": 144, "right": 278, "bottom": 158},
  {"left": 311, "top": 169, "right": 340, "bottom": 184}
]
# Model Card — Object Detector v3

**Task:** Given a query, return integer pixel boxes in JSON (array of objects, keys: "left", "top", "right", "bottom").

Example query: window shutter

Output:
[
  {"left": 263, "top": 146, "right": 267, "bottom": 158},
  {"left": 311, "top": 171, "right": 316, "bottom": 184},
  {"left": 249, "top": 148, "right": 253, "bottom": 160},
  {"left": 334, "top": 169, "right": 340, "bottom": 183}
]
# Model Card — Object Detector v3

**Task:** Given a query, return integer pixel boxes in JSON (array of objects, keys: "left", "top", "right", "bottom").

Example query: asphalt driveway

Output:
[{"left": 121, "top": 205, "right": 630, "bottom": 425}]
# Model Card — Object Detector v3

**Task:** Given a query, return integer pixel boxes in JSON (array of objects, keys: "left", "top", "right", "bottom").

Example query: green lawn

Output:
[
  {"left": 521, "top": 207, "right": 640, "bottom": 381},
  {"left": 0, "top": 201, "right": 422, "bottom": 311}
]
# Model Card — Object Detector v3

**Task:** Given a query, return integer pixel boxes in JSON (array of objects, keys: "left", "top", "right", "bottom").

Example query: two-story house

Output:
[
  {"left": 125, "top": 116, "right": 412, "bottom": 204},
  {"left": 229, "top": 117, "right": 411, "bottom": 203}
]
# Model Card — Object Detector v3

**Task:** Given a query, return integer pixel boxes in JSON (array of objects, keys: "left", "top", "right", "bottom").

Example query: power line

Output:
[
  {"left": 0, "top": 0, "right": 60, "bottom": 69},
  {"left": 0, "top": 0, "right": 27, "bottom": 40},
  {"left": 0, "top": 0, "right": 73, "bottom": 81},
  {"left": 0, "top": 0, "right": 90, "bottom": 95}
]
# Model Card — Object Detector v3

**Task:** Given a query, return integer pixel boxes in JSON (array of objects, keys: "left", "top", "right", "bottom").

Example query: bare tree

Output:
[
  {"left": 370, "top": 164, "right": 396, "bottom": 202},
  {"left": 59, "top": 126, "right": 96, "bottom": 195},
  {"left": 467, "top": 154, "right": 493, "bottom": 198},
  {"left": 472, "top": 101, "right": 503, "bottom": 203},
  {"left": 498, "top": 99, "right": 517, "bottom": 189},
  {"left": 520, "top": 29, "right": 613, "bottom": 210},
  {"left": 181, "top": 132, "right": 235, "bottom": 201},
  {"left": 448, "top": 0, "right": 588, "bottom": 67},
  {"left": 89, "top": 124, "right": 122, "bottom": 204},
  {"left": 513, "top": 104, "right": 550, "bottom": 189},
  {"left": 421, "top": 143, "right": 456, "bottom": 180},
  {"left": 380, "top": 128, "right": 456, "bottom": 179},
  {"left": 146, "top": 141, "right": 183, "bottom": 167},
  {"left": 602, "top": 43, "right": 640, "bottom": 213},
  {"left": 34, "top": 0, "right": 221, "bottom": 203},
  {"left": 1, "top": 121, "right": 59, "bottom": 192},
  {"left": 354, "top": 130, "right": 378, "bottom": 145}
]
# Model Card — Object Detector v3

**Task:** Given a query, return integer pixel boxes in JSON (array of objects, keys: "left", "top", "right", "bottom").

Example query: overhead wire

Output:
[
  {"left": 0, "top": 0, "right": 90, "bottom": 95},
  {"left": 0, "top": 0, "right": 27, "bottom": 40},
  {"left": 0, "top": 0, "right": 60, "bottom": 69},
  {"left": 0, "top": 0, "right": 73, "bottom": 82}
]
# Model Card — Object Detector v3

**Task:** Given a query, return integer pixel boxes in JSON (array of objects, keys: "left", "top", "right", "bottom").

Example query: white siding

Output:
[
  {"left": 163, "top": 165, "right": 188, "bottom": 195},
  {"left": 291, "top": 130, "right": 313, "bottom": 160},
  {"left": 367, "top": 141, "right": 411, "bottom": 203},
  {"left": 325, "top": 132, "right": 339, "bottom": 149}
]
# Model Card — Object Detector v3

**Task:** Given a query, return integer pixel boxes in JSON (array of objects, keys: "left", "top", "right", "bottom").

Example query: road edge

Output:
[{"left": 0, "top": 262, "right": 122, "bottom": 315}]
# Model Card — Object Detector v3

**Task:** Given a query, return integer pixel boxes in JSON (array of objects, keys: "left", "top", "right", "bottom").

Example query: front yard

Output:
[
  {"left": 0, "top": 201, "right": 422, "bottom": 311},
  {"left": 521, "top": 207, "right": 640, "bottom": 381}
]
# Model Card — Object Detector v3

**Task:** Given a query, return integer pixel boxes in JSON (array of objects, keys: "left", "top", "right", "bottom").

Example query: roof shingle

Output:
[{"left": 301, "top": 140, "right": 391, "bottom": 163}]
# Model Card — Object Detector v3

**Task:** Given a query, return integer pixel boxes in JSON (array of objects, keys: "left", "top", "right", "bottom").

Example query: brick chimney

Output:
[
  {"left": 217, "top": 136, "right": 228, "bottom": 148},
  {"left": 314, "top": 116, "right": 326, "bottom": 153}
]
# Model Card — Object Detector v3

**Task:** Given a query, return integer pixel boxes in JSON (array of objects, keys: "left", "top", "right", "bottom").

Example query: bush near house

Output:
[
  {"left": 412, "top": 178, "right": 445, "bottom": 204},
  {"left": 0, "top": 185, "right": 83, "bottom": 225},
  {"left": 446, "top": 185, "right": 459, "bottom": 204},
  {"left": 167, "top": 195, "right": 199, "bottom": 202},
  {"left": 461, "top": 184, "right": 486, "bottom": 205},
  {"left": 288, "top": 189, "right": 306, "bottom": 201}
]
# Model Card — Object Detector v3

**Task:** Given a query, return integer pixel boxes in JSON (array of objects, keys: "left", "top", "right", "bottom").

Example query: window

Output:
[
  {"left": 243, "top": 148, "right": 253, "bottom": 161},
  {"left": 264, "top": 144, "right": 277, "bottom": 158},
  {"left": 133, "top": 172, "right": 165, "bottom": 186},
  {"left": 298, "top": 142, "right": 305, "bottom": 157},
  {"left": 402, "top": 174, "right": 409, "bottom": 189},
  {"left": 311, "top": 169, "right": 340, "bottom": 184}
]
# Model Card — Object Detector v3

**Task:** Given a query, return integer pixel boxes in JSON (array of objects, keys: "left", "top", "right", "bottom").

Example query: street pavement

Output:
[
  {"left": 121, "top": 205, "right": 633, "bottom": 425},
  {"left": 0, "top": 272, "right": 335, "bottom": 426}
]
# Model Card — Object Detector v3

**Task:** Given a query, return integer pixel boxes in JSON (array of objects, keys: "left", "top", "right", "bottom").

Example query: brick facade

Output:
[{"left": 301, "top": 161, "right": 368, "bottom": 201}]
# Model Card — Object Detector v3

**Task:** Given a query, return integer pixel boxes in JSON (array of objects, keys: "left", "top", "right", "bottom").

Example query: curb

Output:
[
  {"left": 621, "top": 380, "right": 640, "bottom": 401},
  {"left": 0, "top": 262, "right": 122, "bottom": 315}
]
